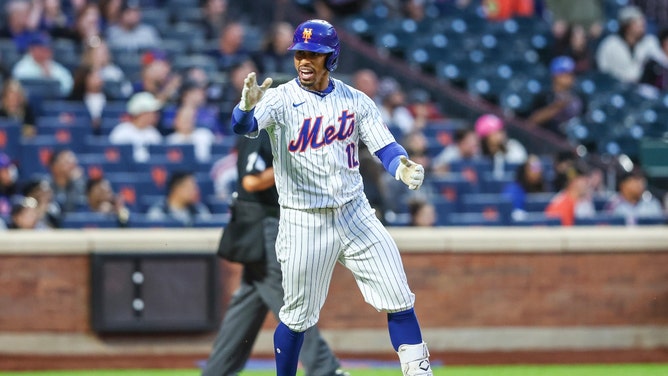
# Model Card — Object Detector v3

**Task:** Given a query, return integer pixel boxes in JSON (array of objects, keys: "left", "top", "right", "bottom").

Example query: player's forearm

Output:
[
  {"left": 231, "top": 104, "right": 259, "bottom": 134},
  {"left": 374, "top": 142, "right": 408, "bottom": 176}
]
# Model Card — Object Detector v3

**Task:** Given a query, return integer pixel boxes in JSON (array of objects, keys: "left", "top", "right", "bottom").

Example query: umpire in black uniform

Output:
[{"left": 202, "top": 132, "right": 347, "bottom": 376}]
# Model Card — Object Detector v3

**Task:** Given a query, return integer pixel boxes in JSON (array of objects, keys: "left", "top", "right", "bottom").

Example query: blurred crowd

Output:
[{"left": 0, "top": 0, "right": 667, "bottom": 230}]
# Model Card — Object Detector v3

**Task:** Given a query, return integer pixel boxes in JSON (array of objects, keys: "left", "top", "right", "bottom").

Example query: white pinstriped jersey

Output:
[{"left": 252, "top": 78, "right": 395, "bottom": 209}]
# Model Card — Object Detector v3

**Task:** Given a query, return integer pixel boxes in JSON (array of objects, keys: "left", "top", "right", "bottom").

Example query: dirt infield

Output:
[{"left": 2, "top": 350, "right": 667, "bottom": 371}]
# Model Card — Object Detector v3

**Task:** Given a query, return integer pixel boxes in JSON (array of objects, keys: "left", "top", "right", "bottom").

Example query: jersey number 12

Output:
[{"left": 345, "top": 142, "right": 359, "bottom": 169}]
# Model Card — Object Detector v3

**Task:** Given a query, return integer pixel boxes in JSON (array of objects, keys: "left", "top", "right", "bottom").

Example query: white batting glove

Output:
[
  {"left": 395, "top": 156, "right": 425, "bottom": 190},
  {"left": 239, "top": 72, "right": 273, "bottom": 111}
]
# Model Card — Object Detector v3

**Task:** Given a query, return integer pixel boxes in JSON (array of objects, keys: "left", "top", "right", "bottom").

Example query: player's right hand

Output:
[
  {"left": 395, "top": 156, "right": 425, "bottom": 190},
  {"left": 239, "top": 72, "right": 273, "bottom": 111}
]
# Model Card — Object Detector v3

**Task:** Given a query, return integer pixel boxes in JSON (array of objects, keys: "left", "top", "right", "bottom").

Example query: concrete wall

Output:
[{"left": 0, "top": 227, "right": 667, "bottom": 361}]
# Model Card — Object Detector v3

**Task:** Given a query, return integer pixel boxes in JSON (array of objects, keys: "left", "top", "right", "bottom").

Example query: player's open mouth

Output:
[{"left": 299, "top": 67, "right": 314, "bottom": 81}]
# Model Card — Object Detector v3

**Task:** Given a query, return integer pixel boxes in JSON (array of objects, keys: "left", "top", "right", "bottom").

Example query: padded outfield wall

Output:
[{"left": 0, "top": 227, "right": 666, "bottom": 369}]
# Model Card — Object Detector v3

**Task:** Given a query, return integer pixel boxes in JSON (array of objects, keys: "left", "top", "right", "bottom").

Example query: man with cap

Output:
[
  {"left": 596, "top": 5, "right": 668, "bottom": 83},
  {"left": 605, "top": 168, "right": 664, "bottom": 225},
  {"left": 109, "top": 91, "right": 163, "bottom": 162},
  {"left": 105, "top": 0, "right": 161, "bottom": 52},
  {"left": 528, "top": 55, "right": 583, "bottom": 136},
  {"left": 11, "top": 32, "right": 73, "bottom": 96},
  {"left": 6, "top": 196, "right": 41, "bottom": 230}
]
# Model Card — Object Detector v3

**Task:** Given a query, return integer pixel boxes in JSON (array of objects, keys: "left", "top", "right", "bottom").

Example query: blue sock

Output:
[
  {"left": 273, "top": 321, "right": 305, "bottom": 376},
  {"left": 387, "top": 308, "right": 423, "bottom": 351}
]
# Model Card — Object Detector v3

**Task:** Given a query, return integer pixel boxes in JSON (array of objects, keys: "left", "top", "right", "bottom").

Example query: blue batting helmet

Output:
[{"left": 288, "top": 19, "right": 340, "bottom": 72}]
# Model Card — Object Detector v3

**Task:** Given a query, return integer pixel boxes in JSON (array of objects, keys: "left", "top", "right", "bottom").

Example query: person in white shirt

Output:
[
  {"left": 11, "top": 33, "right": 73, "bottom": 96},
  {"left": 165, "top": 105, "right": 215, "bottom": 162},
  {"left": 605, "top": 168, "right": 665, "bottom": 225},
  {"left": 108, "top": 91, "right": 162, "bottom": 162},
  {"left": 596, "top": 5, "right": 668, "bottom": 83},
  {"left": 105, "top": 0, "right": 161, "bottom": 52}
]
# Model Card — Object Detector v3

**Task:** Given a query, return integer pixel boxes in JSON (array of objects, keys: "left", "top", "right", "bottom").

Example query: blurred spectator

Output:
[
  {"left": 68, "top": 2, "right": 104, "bottom": 47},
  {"left": 166, "top": 105, "right": 216, "bottom": 162},
  {"left": 202, "top": 0, "right": 230, "bottom": 39},
  {"left": 210, "top": 148, "right": 238, "bottom": 203},
  {"left": 604, "top": 168, "right": 664, "bottom": 225},
  {"left": 68, "top": 64, "right": 107, "bottom": 132},
  {"left": 483, "top": 0, "right": 534, "bottom": 21},
  {"left": 432, "top": 128, "right": 480, "bottom": 175},
  {"left": 596, "top": 6, "right": 668, "bottom": 84},
  {"left": 313, "top": 0, "right": 369, "bottom": 21},
  {"left": 553, "top": 24, "right": 596, "bottom": 74},
  {"left": 551, "top": 150, "right": 576, "bottom": 191},
  {"left": 33, "top": 0, "right": 71, "bottom": 39},
  {"left": 406, "top": 89, "right": 445, "bottom": 122},
  {"left": 6, "top": 196, "right": 43, "bottom": 230},
  {"left": 407, "top": 197, "right": 436, "bottom": 227},
  {"left": 105, "top": 0, "right": 161, "bottom": 52},
  {"left": 147, "top": 171, "right": 211, "bottom": 226},
  {"left": 86, "top": 176, "right": 130, "bottom": 226},
  {"left": 209, "top": 21, "right": 252, "bottom": 72},
  {"left": 401, "top": 130, "right": 431, "bottom": 172},
  {"left": 403, "top": 0, "right": 428, "bottom": 22},
  {"left": 164, "top": 79, "right": 223, "bottom": 136},
  {"left": 22, "top": 178, "right": 62, "bottom": 228},
  {"left": 378, "top": 77, "right": 422, "bottom": 135},
  {"left": 0, "top": 0, "right": 39, "bottom": 54},
  {"left": 81, "top": 40, "right": 131, "bottom": 92},
  {"left": 99, "top": 0, "right": 123, "bottom": 28},
  {"left": 631, "top": 0, "right": 668, "bottom": 33},
  {"left": 220, "top": 59, "right": 257, "bottom": 104},
  {"left": 640, "top": 28, "right": 668, "bottom": 90},
  {"left": 546, "top": 0, "right": 604, "bottom": 42},
  {"left": 528, "top": 56, "right": 584, "bottom": 136},
  {"left": 46, "top": 149, "right": 86, "bottom": 212},
  {"left": 545, "top": 163, "right": 595, "bottom": 226},
  {"left": 11, "top": 32, "right": 74, "bottom": 96},
  {"left": 502, "top": 154, "right": 548, "bottom": 220},
  {"left": 184, "top": 66, "right": 224, "bottom": 102},
  {"left": 134, "top": 50, "right": 182, "bottom": 103},
  {"left": 0, "top": 153, "right": 18, "bottom": 217},
  {"left": 254, "top": 21, "right": 295, "bottom": 74},
  {"left": 0, "top": 79, "right": 37, "bottom": 137},
  {"left": 109, "top": 92, "right": 163, "bottom": 162},
  {"left": 352, "top": 68, "right": 380, "bottom": 104},
  {"left": 475, "top": 114, "right": 527, "bottom": 176}
]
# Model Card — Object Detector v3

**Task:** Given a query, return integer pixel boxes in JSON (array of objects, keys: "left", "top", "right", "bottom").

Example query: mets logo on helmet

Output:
[{"left": 302, "top": 28, "right": 313, "bottom": 42}]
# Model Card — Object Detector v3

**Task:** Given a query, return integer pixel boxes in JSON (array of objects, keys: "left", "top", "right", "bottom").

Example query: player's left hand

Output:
[
  {"left": 239, "top": 72, "right": 273, "bottom": 111},
  {"left": 395, "top": 156, "right": 424, "bottom": 190}
]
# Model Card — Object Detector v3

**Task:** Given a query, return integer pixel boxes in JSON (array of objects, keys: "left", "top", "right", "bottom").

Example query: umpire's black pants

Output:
[{"left": 201, "top": 216, "right": 341, "bottom": 376}]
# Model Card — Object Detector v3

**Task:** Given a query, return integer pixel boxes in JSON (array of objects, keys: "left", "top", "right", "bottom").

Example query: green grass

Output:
[{"left": 1, "top": 364, "right": 668, "bottom": 376}]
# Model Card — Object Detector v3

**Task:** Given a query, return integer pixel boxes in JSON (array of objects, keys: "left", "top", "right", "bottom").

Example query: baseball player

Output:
[
  {"left": 202, "top": 132, "right": 348, "bottom": 376},
  {"left": 230, "top": 19, "right": 432, "bottom": 376}
]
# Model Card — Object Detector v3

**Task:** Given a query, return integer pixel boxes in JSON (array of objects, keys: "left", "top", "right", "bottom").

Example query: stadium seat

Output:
[
  {"left": 60, "top": 212, "right": 120, "bottom": 229},
  {"left": 18, "top": 78, "right": 63, "bottom": 100},
  {"left": 39, "top": 100, "right": 90, "bottom": 118},
  {"left": 19, "top": 135, "right": 79, "bottom": 177},
  {"left": 36, "top": 121, "right": 92, "bottom": 142},
  {"left": 445, "top": 212, "right": 504, "bottom": 227},
  {"left": 0, "top": 120, "right": 22, "bottom": 159},
  {"left": 574, "top": 215, "right": 626, "bottom": 226},
  {"left": 146, "top": 144, "right": 197, "bottom": 168},
  {"left": 460, "top": 193, "right": 513, "bottom": 224},
  {"left": 511, "top": 212, "right": 562, "bottom": 226},
  {"left": 127, "top": 213, "right": 186, "bottom": 228},
  {"left": 432, "top": 199, "right": 456, "bottom": 226},
  {"left": 524, "top": 192, "right": 555, "bottom": 212},
  {"left": 425, "top": 174, "right": 480, "bottom": 203},
  {"left": 193, "top": 214, "right": 230, "bottom": 228},
  {"left": 77, "top": 152, "right": 133, "bottom": 177}
]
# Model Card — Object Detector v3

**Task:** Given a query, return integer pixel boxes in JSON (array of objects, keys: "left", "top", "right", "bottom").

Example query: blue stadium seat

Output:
[
  {"left": 445, "top": 212, "right": 504, "bottom": 227},
  {"left": 460, "top": 193, "right": 513, "bottom": 224},
  {"left": 637, "top": 216, "right": 667, "bottom": 225},
  {"left": 574, "top": 215, "right": 626, "bottom": 226},
  {"left": 480, "top": 171, "right": 515, "bottom": 194},
  {"left": 205, "top": 196, "right": 230, "bottom": 215},
  {"left": 193, "top": 214, "right": 230, "bottom": 228},
  {"left": 425, "top": 174, "right": 480, "bottom": 203},
  {"left": 35, "top": 121, "right": 92, "bottom": 143},
  {"left": 105, "top": 172, "right": 163, "bottom": 211},
  {"left": 60, "top": 212, "right": 120, "bottom": 229},
  {"left": 18, "top": 78, "right": 63, "bottom": 100},
  {"left": 19, "top": 135, "right": 78, "bottom": 177},
  {"left": 127, "top": 213, "right": 186, "bottom": 228},
  {"left": 147, "top": 144, "right": 197, "bottom": 167},
  {"left": 524, "top": 192, "right": 555, "bottom": 212},
  {"left": 77, "top": 152, "right": 133, "bottom": 177},
  {"left": 0, "top": 119, "right": 22, "bottom": 159},
  {"left": 39, "top": 100, "right": 90, "bottom": 118},
  {"left": 511, "top": 212, "right": 561, "bottom": 226},
  {"left": 432, "top": 199, "right": 455, "bottom": 226}
]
